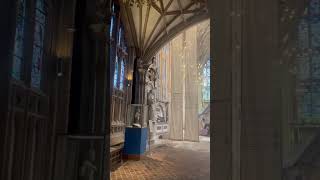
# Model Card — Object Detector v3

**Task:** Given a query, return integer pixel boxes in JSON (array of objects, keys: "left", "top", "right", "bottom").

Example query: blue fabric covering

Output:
[{"left": 123, "top": 127, "right": 148, "bottom": 155}]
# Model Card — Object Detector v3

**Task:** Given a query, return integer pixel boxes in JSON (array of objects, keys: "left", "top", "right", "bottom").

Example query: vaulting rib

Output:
[
  {"left": 124, "top": 3, "right": 139, "bottom": 49},
  {"left": 148, "top": 1, "right": 196, "bottom": 49},
  {"left": 142, "top": 5, "right": 151, "bottom": 50},
  {"left": 121, "top": 0, "right": 208, "bottom": 61}
]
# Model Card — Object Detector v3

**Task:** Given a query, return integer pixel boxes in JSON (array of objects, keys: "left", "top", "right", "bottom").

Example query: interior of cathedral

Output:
[{"left": 2, "top": 0, "right": 320, "bottom": 180}]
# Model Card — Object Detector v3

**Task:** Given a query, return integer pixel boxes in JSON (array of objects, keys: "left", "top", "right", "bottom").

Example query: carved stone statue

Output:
[
  {"left": 147, "top": 89, "right": 156, "bottom": 121},
  {"left": 145, "top": 57, "right": 158, "bottom": 122},
  {"left": 133, "top": 109, "right": 141, "bottom": 126},
  {"left": 145, "top": 58, "right": 158, "bottom": 89}
]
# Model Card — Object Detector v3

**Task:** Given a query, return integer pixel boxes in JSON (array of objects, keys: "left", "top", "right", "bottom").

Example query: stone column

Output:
[
  {"left": 169, "top": 34, "right": 184, "bottom": 141},
  {"left": 184, "top": 28, "right": 199, "bottom": 141},
  {"left": 140, "top": 68, "right": 147, "bottom": 105},
  {"left": 87, "top": 1, "right": 112, "bottom": 179},
  {"left": 134, "top": 59, "right": 147, "bottom": 105},
  {"left": 89, "top": 22, "right": 109, "bottom": 134}
]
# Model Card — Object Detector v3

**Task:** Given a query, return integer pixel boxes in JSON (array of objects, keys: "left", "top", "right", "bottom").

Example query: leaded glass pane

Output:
[
  {"left": 109, "top": 5, "right": 128, "bottom": 91},
  {"left": 119, "top": 59, "right": 125, "bottom": 90},
  {"left": 298, "top": 92, "right": 312, "bottom": 120},
  {"left": 295, "top": 0, "right": 320, "bottom": 123},
  {"left": 118, "top": 27, "right": 122, "bottom": 46},
  {"left": 113, "top": 56, "right": 119, "bottom": 88},
  {"left": 12, "top": 0, "right": 27, "bottom": 80},
  {"left": 31, "top": 46, "right": 43, "bottom": 88},
  {"left": 33, "top": 19, "right": 45, "bottom": 47},
  {"left": 110, "top": 16, "right": 115, "bottom": 38},
  {"left": 296, "top": 56, "right": 310, "bottom": 80},
  {"left": 120, "top": 25, "right": 125, "bottom": 49},
  {"left": 310, "top": 0, "right": 320, "bottom": 15},
  {"left": 297, "top": 19, "right": 309, "bottom": 49},
  {"left": 312, "top": 55, "right": 320, "bottom": 77},
  {"left": 312, "top": 91, "right": 320, "bottom": 123},
  {"left": 36, "top": 0, "right": 45, "bottom": 12},
  {"left": 311, "top": 24, "right": 320, "bottom": 47},
  {"left": 31, "top": 0, "right": 47, "bottom": 89}
]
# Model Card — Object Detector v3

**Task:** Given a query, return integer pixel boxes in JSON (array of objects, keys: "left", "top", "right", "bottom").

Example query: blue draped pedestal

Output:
[{"left": 123, "top": 127, "right": 148, "bottom": 160}]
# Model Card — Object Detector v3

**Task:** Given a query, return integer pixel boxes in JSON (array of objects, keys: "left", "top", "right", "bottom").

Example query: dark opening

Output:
[{"left": 68, "top": 0, "right": 85, "bottom": 133}]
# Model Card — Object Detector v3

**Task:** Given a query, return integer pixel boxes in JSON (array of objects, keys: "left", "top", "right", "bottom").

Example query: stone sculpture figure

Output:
[
  {"left": 147, "top": 89, "right": 156, "bottom": 121},
  {"left": 145, "top": 58, "right": 158, "bottom": 90},
  {"left": 145, "top": 57, "right": 158, "bottom": 122},
  {"left": 133, "top": 109, "right": 141, "bottom": 125}
]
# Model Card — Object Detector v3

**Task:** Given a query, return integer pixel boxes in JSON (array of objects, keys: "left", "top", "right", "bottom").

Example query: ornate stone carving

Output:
[
  {"left": 154, "top": 102, "right": 167, "bottom": 123},
  {"left": 147, "top": 89, "right": 156, "bottom": 121},
  {"left": 145, "top": 57, "right": 158, "bottom": 122}
]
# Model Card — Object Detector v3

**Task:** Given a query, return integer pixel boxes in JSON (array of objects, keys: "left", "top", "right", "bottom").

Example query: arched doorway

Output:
[{"left": 111, "top": 19, "right": 211, "bottom": 180}]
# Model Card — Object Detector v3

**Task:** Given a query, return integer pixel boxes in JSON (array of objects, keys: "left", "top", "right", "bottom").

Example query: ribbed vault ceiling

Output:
[{"left": 120, "top": 0, "right": 208, "bottom": 61}]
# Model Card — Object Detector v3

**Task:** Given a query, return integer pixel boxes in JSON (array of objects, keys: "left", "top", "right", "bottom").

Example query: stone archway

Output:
[{"left": 118, "top": 0, "right": 284, "bottom": 180}]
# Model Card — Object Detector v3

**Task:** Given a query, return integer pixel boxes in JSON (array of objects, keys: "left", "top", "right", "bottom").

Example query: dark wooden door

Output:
[{"left": 1, "top": 0, "right": 60, "bottom": 179}]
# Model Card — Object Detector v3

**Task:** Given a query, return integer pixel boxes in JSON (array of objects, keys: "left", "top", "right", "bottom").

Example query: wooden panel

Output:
[{"left": 111, "top": 91, "right": 126, "bottom": 146}]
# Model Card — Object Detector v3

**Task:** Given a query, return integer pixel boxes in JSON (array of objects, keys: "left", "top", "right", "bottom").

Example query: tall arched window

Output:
[
  {"left": 31, "top": 0, "right": 47, "bottom": 89},
  {"left": 110, "top": 2, "right": 118, "bottom": 89},
  {"left": 12, "top": 0, "right": 27, "bottom": 80},
  {"left": 295, "top": 0, "right": 320, "bottom": 123},
  {"left": 110, "top": 5, "right": 127, "bottom": 91},
  {"left": 109, "top": 1, "right": 130, "bottom": 151},
  {"left": 113, "top": 56, "right": 119, "bottom": 88}
]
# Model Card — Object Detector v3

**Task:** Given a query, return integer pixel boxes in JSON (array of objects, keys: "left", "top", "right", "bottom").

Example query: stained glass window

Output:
[
  {"left": 113, "top": 56, "right": 119, "bottom": 88},
  {"left": 12, "top": 0, "right": 27, "bottom": 80},
  {"left": 120, "top": 26, "right": 126, "bottom": 48},
  {"left": 295, "top": 0, "right": 320, "bottom": 123},
  {"left": 118, "top": 27, "right": 122, "bottom": 46},
  {"left": 109, "top": 3, "right": 127, "bottom": 91},
  {"left": 31, "top": 0, "right": 47, "bottom": 89},
  {"left": 202, "top": 59, "right": 210, "bottom": 102},
  {"left": 110, "top": 3, "right": 116, "bottom": 39},
  {"left": 119, "top": 59, "right": 125, "bottom": 90}
]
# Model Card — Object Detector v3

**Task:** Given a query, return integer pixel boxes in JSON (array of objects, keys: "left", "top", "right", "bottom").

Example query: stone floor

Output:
[{"left": 111, "top": 137, "right": 210, "bottom": 180}]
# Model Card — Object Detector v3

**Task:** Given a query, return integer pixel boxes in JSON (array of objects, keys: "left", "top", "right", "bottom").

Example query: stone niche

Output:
[
  {"left": 153, "top": 101, "right": 169, "bottom": 136},
  {"left": 126, "top": 104, "right": 148, "bottom": 128}
]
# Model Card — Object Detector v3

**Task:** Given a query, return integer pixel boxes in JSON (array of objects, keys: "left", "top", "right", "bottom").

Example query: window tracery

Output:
[
  {"left": 12, "top": 0, "right": 27, "bottom": 80},
  {"left": 110, "top": 5, "right": 127, "bottom": 91},
  {"left": 31, "top": 0, "right": 47, "bottom": 88},
  {"left": 295, "top": 0, "right": 320, "bottom": 123}
]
